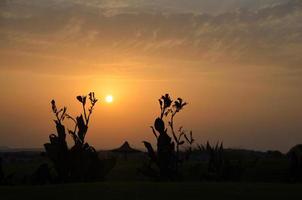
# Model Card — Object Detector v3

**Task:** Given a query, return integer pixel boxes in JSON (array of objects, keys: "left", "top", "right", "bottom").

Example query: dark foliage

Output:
[
  {"left": 184, "top": 130, "right": 194, "bottom": 160},
  {"left": 198, "top": 142, "right": 224, "bottom": 176},
  {"left": 31, "top": 163, "right": 52, "bottom": 185},
  {"left": 287, "top": 144, "right": 302, "bottom": 182},
  {"left": 142, "top": 94, "right": 192, "bottom": 180},
  {"left": 44, "top": 92, "right": 115, "bottom": 183},
  {"left": 196, "top": 142, "right": 244, "bottom": 181}
]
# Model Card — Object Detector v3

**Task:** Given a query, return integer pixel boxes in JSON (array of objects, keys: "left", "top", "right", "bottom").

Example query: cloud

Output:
[
  {"left": 0, "top": 0, "right": 302, "bottom": 77},
  {"left": 70, "top": 0, "right": 291, "bottom": 15}
]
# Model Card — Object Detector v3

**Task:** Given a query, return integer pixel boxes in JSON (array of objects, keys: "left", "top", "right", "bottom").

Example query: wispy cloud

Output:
[{"left": 0, "top": 0, "right": 302, "bottom": 77}]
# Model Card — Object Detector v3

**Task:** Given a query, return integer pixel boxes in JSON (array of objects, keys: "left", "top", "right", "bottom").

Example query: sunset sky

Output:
[{"left": 0, "top": 0, "right": 302, "bottom": 152}]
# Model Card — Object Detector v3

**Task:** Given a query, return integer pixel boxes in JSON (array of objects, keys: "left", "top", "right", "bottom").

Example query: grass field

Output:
[
  {"left": 1, "top": 182, "right": 302, "bottom": 200},
  {"left": 0, "top": 152, "right": 296, "bottom": 199}
]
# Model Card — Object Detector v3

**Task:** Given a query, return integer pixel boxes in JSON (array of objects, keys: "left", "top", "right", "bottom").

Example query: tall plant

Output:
[
  {"left": 143, "top": 94, "right": 192, "bottom": 180},
  {"left": 44, "top": 92, "right": 115, "bottom": 182},
  {"left": 197, "top": 141, "right": 224, "bottom": 176}
]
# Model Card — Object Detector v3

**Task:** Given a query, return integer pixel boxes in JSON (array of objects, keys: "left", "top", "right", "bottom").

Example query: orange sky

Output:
[{"left": 1, "top": 0, "right": 302, "bottom": 152}]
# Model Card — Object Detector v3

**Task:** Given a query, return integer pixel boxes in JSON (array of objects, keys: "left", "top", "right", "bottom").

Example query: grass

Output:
[
  {"left": 0, "top": 152, "right": 297, "bottom": 199},
  {"left": 2, "top": 153, "right": 291, "bottom": 182},
  {"left": 1, "top": 182, "right": 302, "bottom": 200}
]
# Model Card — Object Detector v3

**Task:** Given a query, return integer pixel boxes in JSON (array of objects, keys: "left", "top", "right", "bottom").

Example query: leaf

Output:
[
  {"left": 184, "top": 134, "right": 189, "bottom": 142},
  {"left": 62, "top": 107, "right": 67, "bottom": 115},
  {"left": 68, "top": 130, "right": 78, "bottom": 143},
  {"left": 215, "top": 141, "right": 219, "bottom": 151},
  {"left": 143, "top": 141, "right": 156, "bottom": 162},
  {"left": 154, "top": 118, "right": 165, "bottom": 133},
  {"left": 159, "top": 99, "right": 163, "bottom": 107},
  {"left": 206, "top": 141, "right": 211, "bottom": 151},
  {"left": 76, "top": 96, "right": 83, "bottom": 103},
  {"left": 76, "top": 115, "right": 87, "bottom": 142},
  {"left": 220, "top": 142, "right": 224, "bottom": 151},
  {"left": 150, "top": 126, "right": 158, "bottom": 139}
]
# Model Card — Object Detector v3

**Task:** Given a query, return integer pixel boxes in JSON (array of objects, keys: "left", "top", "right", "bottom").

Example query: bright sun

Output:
[{"left": 105, "top": 95, "right": 113, "bottom": 103}]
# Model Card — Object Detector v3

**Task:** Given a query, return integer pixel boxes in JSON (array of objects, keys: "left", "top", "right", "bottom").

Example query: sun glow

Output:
[{"left": 105, "top": 95, "right": 113, "bottom": 103}]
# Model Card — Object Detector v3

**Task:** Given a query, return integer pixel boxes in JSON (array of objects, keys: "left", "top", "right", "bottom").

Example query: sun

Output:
[{"left": 105, "top": 95, "right": 113, "bottom": 103}]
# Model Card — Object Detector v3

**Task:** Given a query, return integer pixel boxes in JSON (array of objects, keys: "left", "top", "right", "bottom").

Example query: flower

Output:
[
  {"left": 76, "top": 96, "right": 83, "bottom": 103},
  {"left": 51, "top": 99, "right": 57, "bottom": 113},
  {"left": 76, "top": 95, "right": 87, "bottom": 105},
  {"left": 161, "top": 94, "right": 172, "bottom": 109},
  {"left": 174, "top": 98, "right": 187, "bottom": 112},
  {"left": 89, "top": 92, "right": 98, "bottom": 105}
]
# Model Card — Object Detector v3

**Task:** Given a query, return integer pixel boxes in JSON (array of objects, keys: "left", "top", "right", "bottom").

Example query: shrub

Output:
[
  {"left": 142, "top": 94, "right": 192, "bottom": 180},
  {"left": 196, "top": 142, "right": 244, "bottom": 181},
  {"left": 287, "top": 144, "right": 302, "bottom": 182},
  {"left": 44, "top": 92, "right": 115, "bottom": 182},
  {"left": 197, "top": 141, "right": 224, "bottom": 180}
]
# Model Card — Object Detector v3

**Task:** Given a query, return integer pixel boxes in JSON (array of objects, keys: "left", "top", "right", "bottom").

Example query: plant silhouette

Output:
[
  {"left": 287, "top": 144, "right": 302, "bottom": 182},
  {"left": 196, "top": 141, "right": 245, "bottom": 181},
  {"left": 197, "top": 141, "right": 224, "bottom": 179},
  {"left": 44, "top": 92, "right": 115, "bottom": 182},
  {"left": 142, "top": 94, "right": 192, "bottom": 180}
]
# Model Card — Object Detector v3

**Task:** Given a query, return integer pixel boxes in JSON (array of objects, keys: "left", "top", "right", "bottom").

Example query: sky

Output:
[{"left": 0, "top": 0, "right": 302, "bottom": 152}]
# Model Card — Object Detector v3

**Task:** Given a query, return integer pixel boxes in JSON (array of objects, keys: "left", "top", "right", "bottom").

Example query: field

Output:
[
  {"left": 1, "top": 150, "right": 290, "bottom": 182},
  {"left": 1, "top": 182, "right": 302, "bottom": 200},
  {"left": 0, "top": 150, "right": 298, "bottom": 199}
]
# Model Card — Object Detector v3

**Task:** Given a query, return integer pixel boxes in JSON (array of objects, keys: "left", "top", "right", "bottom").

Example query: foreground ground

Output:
[
  {"left": 1, "top": 182, "right": 302, "bottom": 200},
  {"left": 0, "top": 151, "right": 296, "bottom": 199}
]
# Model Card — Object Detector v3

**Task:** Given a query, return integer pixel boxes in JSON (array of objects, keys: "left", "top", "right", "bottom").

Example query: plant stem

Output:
[{"left": 82, "top": 104, "right": 88, "bottom": 125}]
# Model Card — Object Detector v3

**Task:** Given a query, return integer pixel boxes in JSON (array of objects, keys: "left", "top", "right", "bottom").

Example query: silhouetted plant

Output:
[
  {"left": 142, "top": 94, "right": 192, "bottom": 180},
  {"left": 44, "top": 92, "right": 115, "bottom": 182},
  {"left": 195, "top": 141, "right": 245, "bottom": 181},
  {"left": 287, "top": 144, "right": 302, "bottom": 182},
  {"left": 167, "top": 98, "right": 188, "bottom": 157},
  {"left": 197, "top": 141, "right": 224, "bottom": 180}
]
